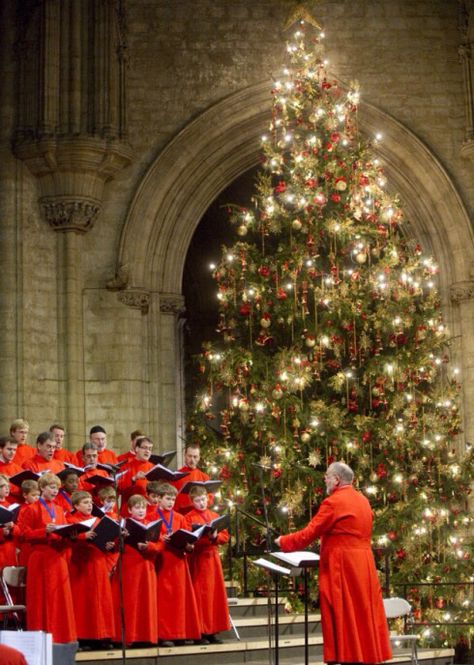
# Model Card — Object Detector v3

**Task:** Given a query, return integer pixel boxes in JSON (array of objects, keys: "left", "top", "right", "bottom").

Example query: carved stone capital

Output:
[
  {"left": 450, "top": 280, "right": 474, "bottom": 303},
  {"left": 160, "top": 293, "right": 186, "bottom": 315},
  {"left": 41, "top": 196, "right": 101, "bottom": 233},
  {"left": 14, "top": 136, "right": 133, "bottom": 230},
  {"left": 118, "top": 288, "right": 150, "bottom": 314}
]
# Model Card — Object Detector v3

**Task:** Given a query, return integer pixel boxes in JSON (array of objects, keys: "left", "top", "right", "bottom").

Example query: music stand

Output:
[
  {"left": 253, "top": 558, "right": 291, "bottom": 665},
  {"left": 271, "top": 551, "right": 320, "bottom": 665}
]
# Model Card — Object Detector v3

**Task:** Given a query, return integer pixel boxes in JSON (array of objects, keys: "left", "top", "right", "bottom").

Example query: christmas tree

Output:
[{"left": 188, "top": 21, "right": 473, "bottom": 650}]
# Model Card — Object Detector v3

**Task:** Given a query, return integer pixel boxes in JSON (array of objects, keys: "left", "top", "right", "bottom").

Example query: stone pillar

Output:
[
  {"left": 158, "top": 294, "right": 186, "bottom": 460},
  {"left": 10, "top": 0, "right": 133, "bottom": 445},
  {"left": 0, "top": 0, "right": 24, "bottom": 422},
  {"left": 450, "top": 280, "right": 474, "bottom": 450},
  {"left": 459, "top": 1, "right": 474, "bottom": 159}
]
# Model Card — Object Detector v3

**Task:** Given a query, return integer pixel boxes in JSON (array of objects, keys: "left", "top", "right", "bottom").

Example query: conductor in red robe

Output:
[{"left": 275, "top": 461, "right": 392, "bottom": 665}]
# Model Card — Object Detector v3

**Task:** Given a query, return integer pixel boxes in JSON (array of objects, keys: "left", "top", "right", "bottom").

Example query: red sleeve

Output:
[
  {"left": 17, "top": 504, "right": 50, "bottom": 543},
  {"left": 279, "top": 499, "right": 335, "bottom": 552}
]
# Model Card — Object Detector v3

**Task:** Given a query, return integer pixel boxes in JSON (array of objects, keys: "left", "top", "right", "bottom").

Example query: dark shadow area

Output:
[{"left": 182, "top": 165, "right": 260, "bottom": 413}]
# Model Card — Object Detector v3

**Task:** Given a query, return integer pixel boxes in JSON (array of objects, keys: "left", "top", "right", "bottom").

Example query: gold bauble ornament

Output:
[
  {"left": 237, "top": 225, "right": 248, "bottom": 236},
  {"left": 292, "top": 219, "right": 303, "bottom": 231},
  {"left": 355, "top": 252, "right": 367, "bottom": 264}
]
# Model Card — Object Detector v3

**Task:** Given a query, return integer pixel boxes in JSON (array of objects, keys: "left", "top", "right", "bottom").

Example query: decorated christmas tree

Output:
[{"left": 188, "top": 20, "right": 473, "bottom": 650}]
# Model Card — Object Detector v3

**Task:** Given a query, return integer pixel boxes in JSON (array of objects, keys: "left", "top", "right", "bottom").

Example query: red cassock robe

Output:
[
  {"left": 0, "top": 644, "right": 28, "bottom": 665},
  {"left": 184, "top": 508, "right": 230, "bottom": 635},
  {"left": 17, "top": 499, "right": 77, "bottom": 643},
  {"left": 117, "top": 458, "right": 154, "bottom": 515},
  {"left": 15, "top": 503, "right": 34, "bottom": 566},
  {"left": 12, "top": 444, "right": 35, "bottom": 466},
  {"left": 78, "top": 467, "right": 111, "bottom": 496},
  {"left": 0, "top": 499, "right": 18, "bottom": 568},
  {"left": 0, "top": 460, "right": 23, "bottom": 504},
  {"left": 22, "top": 455, "right": 65, "bottom": 475},
  {"left": 172, "top": 467, "right": 211, "bottom": 514},
  {"left": 66, "top": 512, "right": 115, "bottom": 641},
  {"left": 54, "top": 448, "right": 76, "bottom": 464},
  {"left": 75, "top": 448, "right": 118, "bottom": 467},
  {"left": 111, "top": 518, "right": 159, "bottom": 644},
  {"left": 155, "top": 509, "right": 201, "bottom": 640},
  {"left": 55, "top": 489, "right": 74, "bottom": 515},
  {"left": 279, "top": 485, "right": 392, "bottom": 665}
]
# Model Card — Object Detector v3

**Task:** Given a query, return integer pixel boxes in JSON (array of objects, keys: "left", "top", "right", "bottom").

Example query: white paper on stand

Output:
[
  {"left": 253, "top": 557, "right": 291, "bottom": 575},
  {"left": 271, "top": 550, "right": 320, "bottom": 567}
]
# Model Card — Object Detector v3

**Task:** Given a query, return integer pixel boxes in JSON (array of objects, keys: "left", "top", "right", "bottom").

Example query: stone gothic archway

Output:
[{"left": 116, "top": 80, "right": 474, "bottom": 452}]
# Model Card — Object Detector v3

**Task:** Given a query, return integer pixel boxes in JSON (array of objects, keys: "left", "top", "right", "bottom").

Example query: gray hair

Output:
[{"left": 327, "top": 461, "right": 354, "bottom": 485}]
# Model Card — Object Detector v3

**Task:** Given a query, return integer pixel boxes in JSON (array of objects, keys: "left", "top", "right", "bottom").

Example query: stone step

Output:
[
  {"left": 75, "top": 640, "right": 454, "bottom": 665},
  {"left": 227, "top": 596, "right": 289, "bottom": 618},
  {"left": 223, "top": 613, "right": 322, "bottom": 639}
]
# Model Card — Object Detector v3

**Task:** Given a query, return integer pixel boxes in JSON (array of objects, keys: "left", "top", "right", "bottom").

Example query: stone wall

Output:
[{"left": 0, "top": 0, "right": 472, "bottom": 454}]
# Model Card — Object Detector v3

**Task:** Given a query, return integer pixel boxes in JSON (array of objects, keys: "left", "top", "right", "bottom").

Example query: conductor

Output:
[{"left": 275, "top": 461, "right": 392, "bottom": 665}]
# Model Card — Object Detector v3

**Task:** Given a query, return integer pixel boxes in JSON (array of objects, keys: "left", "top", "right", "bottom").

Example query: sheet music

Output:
[
  {"left": 0, "top": 630, "right": 52, "bottom": 665},
  {"left": 253, "top": 557, "right": 291, "bottom": 575},
  {"left": 271, "top": 550, "right": 320, "bottom": 567}
]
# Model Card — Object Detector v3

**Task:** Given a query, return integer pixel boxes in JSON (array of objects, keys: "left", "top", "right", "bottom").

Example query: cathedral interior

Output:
[{"left": 0, "top": 0, "right": 473, "bottom": 459}]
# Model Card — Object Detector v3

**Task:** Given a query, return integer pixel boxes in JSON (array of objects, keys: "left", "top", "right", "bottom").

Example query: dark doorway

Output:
[{"left": 182, "top": 165, "right": 260, "bottom": 414}]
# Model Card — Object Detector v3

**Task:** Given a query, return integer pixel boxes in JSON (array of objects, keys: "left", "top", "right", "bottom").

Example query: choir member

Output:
[
  {"left": 16, "top": 480, "right": 39, "bottom": 566},
  {"left": 117, "top": 429, "right": 146, "bottom": 463},
  {"left": 0, "top": 436, "right": 23, "bottom": 504},
  {"left": 112, "top": 494, "right": 159, "bottom": 646},
  {"left": 154, "top": 483, "right": 202, "bottom": 646},
  {"left": 184, "top": 486, "right": 230, "bottom": 643},
  {"left": 75, "top": 426, "right": 117, "bottom": 467},
  {"left": 9, "top": 419, "right": 35, "bottom": 466},
  {"left": 56, "top": 470, "right": 80, "bottom": 515},
  {"left": 22, "top": 432, "right": 65, "bottom": 474},
  {"left": 172, "top": 444, "right": 212, "bottom": 515},
  {"left": 67, "top": 490, "right": 116, "bottom": 649},
  {"left": 118, "top": 436, "right": 154, "bottom": 511},
  {"left": 0, "top": 473, "right": 18, "bottom": 568},
  {"left": 49, "top": 424, "right": 75, "bottom": 463},
  {"left": 17, "top": 473, "right": 77, "bottom": 643}
]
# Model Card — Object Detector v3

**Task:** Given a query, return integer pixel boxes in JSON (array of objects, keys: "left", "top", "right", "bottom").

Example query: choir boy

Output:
[
  {"left": 154, "top": 483, "right": 202, "bottom": 647},
  {"left": 145, "top": 480, "right": 162, "bottom": 520},
  {"left": 56, "top": 470, "right": 80, "bottom": 515},
  {"left": 0, "top": 473, "right": 18, "bottom": 568},
  {"left": 96, "top": 486, "right": 119, "bottom": 573},
  {"left": 67, "top": 490, "right": 116, "bottom": 649},
  {"left": 184, "top": 486, "right": 230, "bottom": 643},
  {"left": 16, "top": 473, "right": 77, "bottom": 643},
  {"left": 96, "top": 486, "right": 119, "bottom": 519},
  {"left": 112, "top": 494, "right": 159, "bottom": 646},
  {"left": 16, "top": 480, "right": 39, "bottom": 565}
]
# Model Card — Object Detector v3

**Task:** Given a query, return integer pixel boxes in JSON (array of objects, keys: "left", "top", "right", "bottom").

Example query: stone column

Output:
[
  {"left": 459, "top": 1, "right": 474, "bottom": 159},
  {"left": 158, "top": 294, "right": 186, "bottom": 459},
  {"left": 10, "top": 0, "right": 133, "bottom": 446},
  {"left": 450, "top": 280, "right": 474, "bottom": 450}
]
